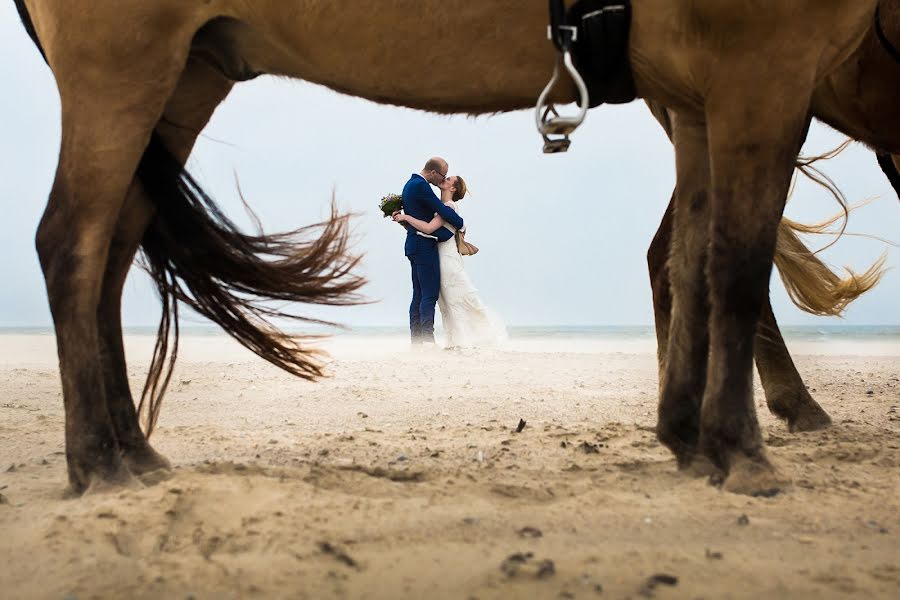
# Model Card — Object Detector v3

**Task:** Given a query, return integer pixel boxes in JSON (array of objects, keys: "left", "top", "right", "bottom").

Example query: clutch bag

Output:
[{"left": 455, "top": 229, "right": 479, "bottom": 256}]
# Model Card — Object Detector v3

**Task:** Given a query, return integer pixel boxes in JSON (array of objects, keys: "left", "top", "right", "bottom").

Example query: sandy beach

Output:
[{"left": 1, "top": 332, "right": 898, "bottom": 599}]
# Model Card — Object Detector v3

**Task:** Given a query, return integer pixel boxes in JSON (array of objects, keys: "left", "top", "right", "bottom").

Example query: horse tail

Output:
[
  {"left": 770, "top": 141, "right": 888, "bottom": 316},
  {"left": 773, "top": 217, "right": 885, "bottom": 317},
  {"left": 876, "top": 153, "right": 900, "bottom": 201},
  {"left": 135, "top": 132, "right": 366, "bottom": 435},
  {"left": 14, "top": 0, "right": 48, "bottom": 63}
]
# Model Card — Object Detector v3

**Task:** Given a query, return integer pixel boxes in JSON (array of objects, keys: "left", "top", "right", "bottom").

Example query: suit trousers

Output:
[{"left": 408, "top": 250, "right": 440, "bottom": 343}]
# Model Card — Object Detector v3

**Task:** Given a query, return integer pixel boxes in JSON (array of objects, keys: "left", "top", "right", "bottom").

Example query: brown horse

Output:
[
  {"left": 14, "top": 0, "right": 889, "bottom": 495},
  {"left": 646, "top": 2, "right": 899, "bottom": 463}
]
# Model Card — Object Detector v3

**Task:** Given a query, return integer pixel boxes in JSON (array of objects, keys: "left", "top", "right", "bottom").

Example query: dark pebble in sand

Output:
[
  {"left": 578, "top": 441, "right": 600, "bottom": 454},
  {"left": 737, "top": 514, "right": 750, "bottom": 526},
  {"left": 500, "top": 552, "right": 554, "bottom": 579},
  {"left": 318, "top": 541, "right": 360, "bottom": 570},
  {"left": 536, "top": 560, "right": 556, "bottom": 579},
  {"left": 638, "top": 573, "right": 678, "bottom": 597},
  {"left": 0, "top": 493, "right": 8, "bottom": 505},
  {"left": 518, "top": 526, "right": 543, "bottom": 538},
  {"left": 500, "top": 552, "right": 532, "bottom": 576}
]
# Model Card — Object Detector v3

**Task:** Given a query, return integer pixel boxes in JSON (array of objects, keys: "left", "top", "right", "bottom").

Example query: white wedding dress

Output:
[{"left": 436, "top": 201, "right": 507, "bottom": 347}]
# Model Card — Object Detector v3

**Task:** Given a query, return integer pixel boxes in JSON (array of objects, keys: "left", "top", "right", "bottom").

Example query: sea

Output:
[
  {"left": 2, "top": 324, "right": 899, "bottom": 342},
  {"left": 2, "top": 324, "right": 899, "bottom": 357}
]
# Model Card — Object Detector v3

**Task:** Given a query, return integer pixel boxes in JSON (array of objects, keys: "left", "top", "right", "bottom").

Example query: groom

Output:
[{"left": 401, "top": 157, "right": 464, "bottom": 345}]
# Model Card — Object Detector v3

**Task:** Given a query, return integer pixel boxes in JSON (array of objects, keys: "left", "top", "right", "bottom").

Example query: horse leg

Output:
[
  {"left": 877, "top": 153, "right": 900, "bottom": 200},
  {"left": 101, "top": 58, "right": 234, "bottom": 476},
  {"left": 651, "top": 203, "right": 831, "bottom": 433},
  {"left": 97, "top": 188, "right": 163, "bottom": 475},
  {"left": 699, "top": 77, "right": 816, "bottom": 496},
  {"left": 655, "top": 113, "right": 712, "bottom": 471},
  {"left": 36, "top": 28, "right": 196, "bottom": 494},
  {"left": 754, "top": 299, "right": 832, "bottom": 432},
  {"left": 647, "top": 193, "right": 674, "bottom": 372}
]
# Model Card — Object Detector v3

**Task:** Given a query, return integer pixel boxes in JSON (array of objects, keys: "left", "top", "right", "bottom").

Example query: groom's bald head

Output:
[{"left": 422, "top": 157, "right": 449, "bottom": 185}]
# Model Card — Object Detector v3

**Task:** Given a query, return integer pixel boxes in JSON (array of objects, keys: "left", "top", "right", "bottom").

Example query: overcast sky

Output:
[{"left": 1, "top": 6, "right": 897, "bottom": 330}]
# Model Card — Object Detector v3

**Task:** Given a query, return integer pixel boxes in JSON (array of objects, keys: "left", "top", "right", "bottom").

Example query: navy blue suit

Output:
[{"left": 402, "top": 174, "right": 464, "bottom": 343}]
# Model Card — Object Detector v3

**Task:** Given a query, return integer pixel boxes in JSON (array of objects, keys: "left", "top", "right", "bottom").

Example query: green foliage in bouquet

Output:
[{"left": 379, "top": 193, "right": 403, "bottom": 218}]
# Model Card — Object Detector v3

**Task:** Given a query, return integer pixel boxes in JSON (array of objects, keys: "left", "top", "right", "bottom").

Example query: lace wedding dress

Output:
[{"left": 437, "top": 201, "right": 507, "bottom": 347}]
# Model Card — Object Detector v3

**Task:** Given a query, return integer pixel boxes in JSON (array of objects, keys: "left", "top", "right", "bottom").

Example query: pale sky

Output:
[{"left": 1, "top": 5, "right": 897, "bottom": 330}]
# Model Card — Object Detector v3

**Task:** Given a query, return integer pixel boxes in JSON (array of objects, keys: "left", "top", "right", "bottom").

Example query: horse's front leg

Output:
[
  {"left": 655, "top": 113, "right": 713, "bottom": 471},
  {"left": 700, "top": 72, "right": 816, "bottom": 496},
  {"left": 34, "top": 16, "right": 196, "bottom": 493}
]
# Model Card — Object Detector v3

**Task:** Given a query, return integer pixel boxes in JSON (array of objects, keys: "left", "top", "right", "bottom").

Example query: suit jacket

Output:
[{"left": 401, "top": 174, "right": 464, "bottom": 256}]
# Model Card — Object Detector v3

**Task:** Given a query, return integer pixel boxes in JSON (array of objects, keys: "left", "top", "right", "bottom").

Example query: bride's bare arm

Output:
[{"left": 393, "top": 212, "right": 445, "bottom": 234}]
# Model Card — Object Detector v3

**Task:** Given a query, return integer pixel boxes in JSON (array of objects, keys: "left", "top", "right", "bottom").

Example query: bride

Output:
[{"left": 393, "top": 176, "right": 506, "bottom": 348}]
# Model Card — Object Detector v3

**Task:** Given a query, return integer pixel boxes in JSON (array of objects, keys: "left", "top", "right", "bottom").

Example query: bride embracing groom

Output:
[{"left": 394, "top": 157, "right": 506, "bottom": 349}]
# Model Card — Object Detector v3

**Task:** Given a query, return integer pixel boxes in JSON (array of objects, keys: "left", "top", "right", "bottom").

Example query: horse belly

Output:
[{"left": 215, "top": 0, "right": 562, "bottom": 113}]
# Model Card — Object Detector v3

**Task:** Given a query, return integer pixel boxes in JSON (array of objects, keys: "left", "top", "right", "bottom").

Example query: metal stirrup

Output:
[{"left": 535, "top": 31, "right": 591, "bottom": 153}]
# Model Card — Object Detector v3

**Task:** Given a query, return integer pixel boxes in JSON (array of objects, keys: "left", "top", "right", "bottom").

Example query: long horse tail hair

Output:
[
  {"left": 135, "top": 132, "right": 366, "bottom": 436},
  {"left": 773, "top": 217, "right": 885, "bottom": 317},
  {"left": 771, "top": 139, "right": 886, "bottom": 316}
]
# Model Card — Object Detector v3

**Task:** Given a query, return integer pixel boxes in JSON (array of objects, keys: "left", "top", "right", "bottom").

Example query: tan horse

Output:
[{"left": 14, "top": 0, "right": 888, "bottom": 495}]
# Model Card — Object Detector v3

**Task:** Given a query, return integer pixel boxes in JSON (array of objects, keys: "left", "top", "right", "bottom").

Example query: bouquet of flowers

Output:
[{"left": 378, "top": 193, "right": 403, "bottom": 218}]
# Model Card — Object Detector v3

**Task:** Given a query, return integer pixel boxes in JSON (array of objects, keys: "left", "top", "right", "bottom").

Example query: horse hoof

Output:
[
  {"left": 122, "top": 444, "right": 172, "bottom": 477},
  {"left": 722, "top": 454, "right": 791, "bottom": 497},
  {"left": 788, "top": 404, "right": 832, "bottom": 433},
  {"left": 680, "top": 454, "right": 722, "bottom": 480},
  {"left": 769, "top": 390, "right": 832, "bottom": 433},
  {"left": 83, "top": 463, "right": 144, "bottom": 496}
]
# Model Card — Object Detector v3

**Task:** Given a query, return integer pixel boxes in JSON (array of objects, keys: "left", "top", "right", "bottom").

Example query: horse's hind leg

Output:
[
  {"left": 97, "top": 188, "right": 163, "bottom": 476},
  {"left": 647, "top": 192, "right": 674, "bottom": 375},
  {"left": 754, "top": 299, "right": 831, "bottom": 432},
  {"left": 877, "top": 153, "right": 900, "bottom": 200},
  {"left": 99, "top": 58, "right": 234, "bottom": 476},
  {"left": 36, "top": 26, "right": 196, "bottom": 493}
]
